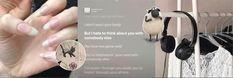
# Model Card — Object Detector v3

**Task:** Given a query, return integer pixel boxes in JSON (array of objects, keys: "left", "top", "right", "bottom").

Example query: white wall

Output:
[{"left": 155, "top": 0, "right": 233, "bottom": 77}]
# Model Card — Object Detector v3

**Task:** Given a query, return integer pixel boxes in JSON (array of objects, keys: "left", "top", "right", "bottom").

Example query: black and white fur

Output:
[{"left": 142, "top": 7, "right": 163, "bottom": 41}]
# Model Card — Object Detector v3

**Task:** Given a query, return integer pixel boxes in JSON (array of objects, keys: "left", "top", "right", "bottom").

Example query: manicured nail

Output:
[
  {"left": 43, "top": 19, "right": 59, "bottom": 30},
  {"left": 42, "top": 40, "right": 49, "bottom": 48},
  {"left": 40, "top": 53, "right": 50, "bottom": 58},
  {"left": 40, "top": 52, "right": 57, "bottom": 62},
  {"left": 40, "top": 53, "right": 45, "bottom": 57},
  {"left": 43, "top": 23, "right": 50, "bottom": 30},
  {"left": 34, "top": 5, "right": 48, "bottom": 16},
  {"left": 29, "top": 27, "right": 39, "bottom": 36},
  {"left": 42, "top": 36, "right": 59, "bottom": 48},
  {"left": 17, "top": 23, "right": 38, "bottom": 36}
]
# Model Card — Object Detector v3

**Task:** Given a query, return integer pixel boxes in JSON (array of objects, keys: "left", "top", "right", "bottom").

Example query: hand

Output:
[{"left": 0, "top": 0, "right": 77, "bottom": 77}]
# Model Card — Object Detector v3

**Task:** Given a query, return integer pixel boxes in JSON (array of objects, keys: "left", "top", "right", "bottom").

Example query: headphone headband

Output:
[{"left": 162, "top": 11, "right": 198, "bottom": 47}]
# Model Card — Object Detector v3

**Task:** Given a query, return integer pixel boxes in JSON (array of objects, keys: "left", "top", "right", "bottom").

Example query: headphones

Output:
[{"left": 160, "top": 11, "right": 198, "bottom": 60}]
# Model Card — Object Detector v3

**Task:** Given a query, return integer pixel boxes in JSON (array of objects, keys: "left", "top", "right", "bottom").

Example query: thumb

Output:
[
  {"left": 11, "top": 0, "right": 32, "bottom": 19},
  {"left": 0, "top": 14, "right": 39, "bottom": 37}
]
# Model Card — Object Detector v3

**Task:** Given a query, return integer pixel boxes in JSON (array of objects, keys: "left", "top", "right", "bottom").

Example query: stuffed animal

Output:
[{"left": 142, "top": 7, "right": 163, "bottom": 41}]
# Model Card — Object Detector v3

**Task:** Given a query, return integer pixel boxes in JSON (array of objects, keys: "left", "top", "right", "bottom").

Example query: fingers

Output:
[
  {"left": 0, "top": 0, "right": 16, "bottom": 14},
  {"left": 27, "top": 16, "right": 52, "bottom": 31},
  {"left": 0, "top": 0, "right": 32, "bottom": 19},
  {"left": 10, "top": 0, "right": 32, "bottom": 19},
  {"left": 40, "top": 51, "right": 57, "bottom": 63},
  {"left": 43, "top": 7, "right": 77, "bottom": 30},
  {"left": 0, "top": 14, "right": 38, "bottom": 36},
  {"left": 24, "top": 0, "right": 67, "bottom": 27},
  {"left": 42, "top": 25, "right": 77, "bottom": 48},
  {"left": 33, "top": 0, "right": 67, "bottom": 17}
]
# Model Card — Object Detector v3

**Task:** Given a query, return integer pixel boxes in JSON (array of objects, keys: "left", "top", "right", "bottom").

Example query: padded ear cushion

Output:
[
  {"left": 175, "top": 38, "right": 193, "bottom": 60},
  {"left": 160, "top": 35, "right": 176, "bottom": 53}
]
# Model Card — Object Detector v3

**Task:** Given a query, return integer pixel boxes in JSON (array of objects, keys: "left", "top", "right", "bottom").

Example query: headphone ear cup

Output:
[
  {"left": 160, "top": 35, "right": 176, "bottom": 53},
  {"left": 175, "top": 38, "right": 193, "bottom": 60}
]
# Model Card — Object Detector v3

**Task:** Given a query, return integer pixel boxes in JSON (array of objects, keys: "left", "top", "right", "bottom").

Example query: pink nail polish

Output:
[{"left": 17, "top": 23, "right": 31, "bottom": 33}]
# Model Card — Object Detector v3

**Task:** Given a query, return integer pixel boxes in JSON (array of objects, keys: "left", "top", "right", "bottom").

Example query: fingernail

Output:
[
  {"left": 40, "top": 53, "right": 51, "bottom": 58},
  {"left": 17, "top": 23, "right": 38, "bottom": 36},
  {"left": 43, "top": 23, "right": 50, "bottom": 30},
  {"left": 29, "top": 27, "right": 39, "bottom": 36},
  {"left": 43, "top": 19, "right": 59, "bottom": 30},
  {"left": 40, "top": 52, "right": 55, "bottom": 59},
  {"left": 40, "top": 52, "right": 57, "bottom": 62},
  {"left": 42, "top": 40, "right": 49, "bottom": 48},
  {"left": 42, "top": 36, "right": 59, "bottom": 48},
  {"left": 40, "top": 53, "right": 45, "bottom": 57},
  {"left": 34, "top": 5, "right": 48, "bottom": 16}
]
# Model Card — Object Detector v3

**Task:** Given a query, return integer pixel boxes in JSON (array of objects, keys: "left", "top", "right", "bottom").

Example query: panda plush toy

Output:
[{"left": 142, "top": 7, "right": 163, "bottom": 41}]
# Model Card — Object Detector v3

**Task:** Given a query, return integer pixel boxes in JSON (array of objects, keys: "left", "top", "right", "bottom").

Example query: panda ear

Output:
[{"left": 148, "top": 10, "right": 152, "bottom": 13}]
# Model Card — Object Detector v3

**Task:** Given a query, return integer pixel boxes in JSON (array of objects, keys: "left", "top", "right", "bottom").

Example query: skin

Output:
[{"left": 0, "top": 0, "right": 77, "bottom": 77}]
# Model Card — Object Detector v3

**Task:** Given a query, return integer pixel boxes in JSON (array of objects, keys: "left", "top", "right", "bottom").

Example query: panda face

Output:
[{"left": 145, "top": 7, "right": 161, "bottom": 22}]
